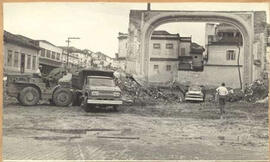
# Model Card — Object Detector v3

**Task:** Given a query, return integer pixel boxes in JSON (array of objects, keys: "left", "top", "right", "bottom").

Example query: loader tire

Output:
[
  {"left": 19, "top": 87, "right": 40, "bottom": 106},
  {"left": 53, "top": 88, "right": 72, "bottom": 107}
]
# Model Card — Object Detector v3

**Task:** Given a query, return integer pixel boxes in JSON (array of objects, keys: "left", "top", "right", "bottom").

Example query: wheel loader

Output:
[{"left": 6, "top": 67, "right": 73, "bottom": 106}]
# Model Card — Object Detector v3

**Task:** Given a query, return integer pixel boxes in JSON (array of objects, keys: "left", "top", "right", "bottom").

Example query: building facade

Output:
[
  {"left": 148, "top": 31, "right": 180, "bottom": 83},
  {"left": 176, "top": 23, "right": 245, "bottom": 88},
  {"left": 35, "top": 40, "right": 63, "bottom": 74},
  {"left": 118, "top": 30, "right": 205, "bottom": 83},
  {"left": 204, "top": 23, "right": 244, "bottom": 88},
  {"left": 3, "top": 31, "right": 40, "bottom": 74},
  {"left": 115, "top": 33, "right": 129, "bottom": 70}
]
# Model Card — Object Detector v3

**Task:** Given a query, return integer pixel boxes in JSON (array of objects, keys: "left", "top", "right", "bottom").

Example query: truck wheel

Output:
[
  {"left": 84, "top": 106, "right": 92, "bottom": 112},
  {"left": 53, "top": 88, "right": 72, "bottom": 106},
  {"left": 81, "top": 99, "right": 92, "bottom": 112},
  {"left": 72, "top": 92, "right": 82, "bottom": 106},
  {"left": 19, "top": 87, "right": 40, "bottom": 106},
  {"left": 113, "top": 105, "right": 118, "bottom": 112}
]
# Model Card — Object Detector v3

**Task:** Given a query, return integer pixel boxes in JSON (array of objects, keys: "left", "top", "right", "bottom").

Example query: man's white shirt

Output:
[{"left": 216, "top": 86, "right": 229, "bottom": 96}]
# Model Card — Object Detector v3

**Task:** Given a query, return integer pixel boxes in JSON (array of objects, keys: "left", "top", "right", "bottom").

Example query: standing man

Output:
[
  {"left": 216, "top": 83, "right": 229, "bottom": 119},
  {"left": 35, "top": 65, "right": 42, "bottom": 77}
]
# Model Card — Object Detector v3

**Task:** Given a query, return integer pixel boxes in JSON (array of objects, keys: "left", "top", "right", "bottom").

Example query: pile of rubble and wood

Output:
[
  {"left": 114, "top": 71, "right": 187, "bottom": 105},
  {"left": 227, "top": 79, "right": 269, "bottom": 103},
  {"left": 114, "top": 70, "right": 268, "bottom": 105}
]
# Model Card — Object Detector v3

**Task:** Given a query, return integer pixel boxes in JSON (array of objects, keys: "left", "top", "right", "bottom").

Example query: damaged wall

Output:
[{"left": 178, "top": 66, "right": 244, "bottom": 88}]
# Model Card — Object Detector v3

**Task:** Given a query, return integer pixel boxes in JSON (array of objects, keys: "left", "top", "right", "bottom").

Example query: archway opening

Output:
[
  {"left": 146, "top": 21, "right": 244, "bottom": 88},
  {"left": 139, "top": 13, "right": 251, "bottom": 89}
]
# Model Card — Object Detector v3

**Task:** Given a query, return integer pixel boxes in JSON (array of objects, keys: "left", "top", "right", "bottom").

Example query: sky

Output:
[{"left": 3, "top": 2, "right": 269, "bottom": 58}]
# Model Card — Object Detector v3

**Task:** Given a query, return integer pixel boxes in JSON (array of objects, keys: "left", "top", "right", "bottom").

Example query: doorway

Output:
[{"left": 20, "top": 53, "right": 25, "bottom": 73}]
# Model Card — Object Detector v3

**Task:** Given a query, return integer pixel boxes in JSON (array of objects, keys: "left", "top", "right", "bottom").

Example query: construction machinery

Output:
[{"left": 6, "top": 67, "right": 73, "bottom": 106}]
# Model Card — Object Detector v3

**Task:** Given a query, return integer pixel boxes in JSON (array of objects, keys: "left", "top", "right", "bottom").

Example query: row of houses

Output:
[
  {"left": 3, "top": 30, "right": 114, "bottom": 75},
  {"left": 115, "top": 23, "right": 249, "bottom": 88}
]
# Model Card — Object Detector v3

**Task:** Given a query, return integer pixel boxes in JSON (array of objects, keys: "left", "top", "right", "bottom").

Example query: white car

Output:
[{"left": 185, "top": 85, "right": 205, "bottom": 102}]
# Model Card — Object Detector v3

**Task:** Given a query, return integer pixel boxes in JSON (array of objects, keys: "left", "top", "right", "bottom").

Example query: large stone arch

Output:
[{"left": 128, "top": 10, "right": 266, "bottom": 86}]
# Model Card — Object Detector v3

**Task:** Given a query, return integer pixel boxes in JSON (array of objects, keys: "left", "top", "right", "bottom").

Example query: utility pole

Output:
[
  {"left": 65, "top": 37, "right": 80, "bottom": 68},
  {"left": 147, "top": 3, "right": 151, "bottom": 11}
]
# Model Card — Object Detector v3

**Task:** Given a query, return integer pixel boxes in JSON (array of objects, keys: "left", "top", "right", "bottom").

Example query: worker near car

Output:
[{"left": 216, "top": 83, "right": 228, "bottom": 119}]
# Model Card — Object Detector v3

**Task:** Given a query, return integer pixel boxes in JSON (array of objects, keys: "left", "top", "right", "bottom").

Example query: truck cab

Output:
[{"left": 73, "top": 69, "right": 122, "bottom": 112}]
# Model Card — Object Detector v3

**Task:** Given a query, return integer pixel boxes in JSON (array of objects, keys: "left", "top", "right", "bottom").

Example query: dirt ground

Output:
[{"left": 3, "top": 100, "right": 269, "bottom": 160}]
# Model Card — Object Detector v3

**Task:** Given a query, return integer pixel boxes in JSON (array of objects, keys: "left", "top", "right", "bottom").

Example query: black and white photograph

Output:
[{"left": 2, "top": 2, "right": 269, "bottom": 161}]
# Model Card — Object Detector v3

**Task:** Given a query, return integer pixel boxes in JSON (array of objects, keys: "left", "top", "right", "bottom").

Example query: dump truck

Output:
[
  {"left": 71, "top": 69, "right": 123, "bottom": 112},
  {"left": 6, "top": 68, "right": 73, "bottom": 106}
]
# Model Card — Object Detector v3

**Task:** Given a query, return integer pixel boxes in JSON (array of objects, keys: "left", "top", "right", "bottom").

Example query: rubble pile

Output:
[
  {"left": 115, "top": 73, "right": 186, "bottom": 105},
  {"left": 227, "top": 79, "right": 268, "bottom": 103}
]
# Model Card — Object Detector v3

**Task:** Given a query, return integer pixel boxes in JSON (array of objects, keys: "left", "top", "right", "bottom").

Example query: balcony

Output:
[
  {"left": 178, "top": 56, "right": 204, "bottom": 71},
  {"left": 178, "top": 56, "right": 192, "bottom": 71}
]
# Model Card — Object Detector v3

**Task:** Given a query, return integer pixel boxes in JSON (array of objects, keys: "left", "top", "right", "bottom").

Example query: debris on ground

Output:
[
  {"left": 115, "top": 72, "right": 187, "bottom": 105},
  {"left": 115, "top": 70, "right": 269, "bottom": 105},
  {"left": 226, "top": 79, "right": 268, "bottom": 103},
  {"left": 255, "top": 96, "right": 268, "bottom": 104}
]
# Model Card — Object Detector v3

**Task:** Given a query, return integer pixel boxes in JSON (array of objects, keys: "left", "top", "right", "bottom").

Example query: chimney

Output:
[{"left": 147, "top": 3, "right": 151, "bottom": 11}]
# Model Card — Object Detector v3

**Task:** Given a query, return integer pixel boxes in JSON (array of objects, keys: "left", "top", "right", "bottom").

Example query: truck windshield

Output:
[{"left": 88, "top": 77, "right": 115, "bottom": 87}]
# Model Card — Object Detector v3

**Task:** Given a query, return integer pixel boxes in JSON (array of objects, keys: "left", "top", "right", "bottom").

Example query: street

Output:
[{"left": 3, "top": 101, "right": 268, "bottom": 160}]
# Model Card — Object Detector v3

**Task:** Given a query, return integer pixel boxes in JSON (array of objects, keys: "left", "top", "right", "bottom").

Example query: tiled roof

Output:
[
  {"left": 190, "top": 42, "right": 205, "bottom": 54},
  {"left": 95, "top": 51, "right": 112, "bottom": 59},
  {"left": 152, "top": 30, "right": 172, "bottom": 35},
  {"left": 4, "top": 30, "right": 40, "bottom": 50},
  {"left": 35, "top": 40, "right": 58, "bottom": 47}
]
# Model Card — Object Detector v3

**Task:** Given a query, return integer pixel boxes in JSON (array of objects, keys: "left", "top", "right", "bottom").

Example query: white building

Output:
[
  {"left": 35, "top": 40, "right": 63, "bottom": 74},
  {"left": 3, "top": 31, "right": 40, "bottom": 74}
]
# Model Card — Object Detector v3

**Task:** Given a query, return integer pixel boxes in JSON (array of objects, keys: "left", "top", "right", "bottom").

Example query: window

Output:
[
  {"left": 46, "top": 50, "right": 51, "bottom": 58},
  {"left": 166, "top": 43, "right": 173, "bottom": 49},
  {"left": 153, "top": 43, "right": 161, "bottom": 49},
  {"left": 226, "top": 50, "right": 236, "bottom": 60},
  {"left": 154, "top": 65, "right": 159, "bottom": 70},
  {"left": 14, "top": 52, "right": 19, "bottom": 67},
  {"left": 51, "top": 52, "right": 56, "bottom": 59},
  {"left": 27, "top": 55, "right": 31, "bottom": 69},
  {"left": 41, "top": 49, "right": 45, "bottom": 57},
  {"left": 181, "top": 48, "right": 186, "bottom": 56},
  {"left": 166, "top": 65, "right": 171, "bottom": 71},
  {"left": 7, "top": 50, "right": 13, "bottom": 66},
  {"left": 32, "top": 56, "right": 36, "bottom": 70},
  {"left": 56, "top": 53, "right": 60, "bottom": 60},
  {"left": 88, "top": 77, "right": 115, "bottom": 87}
]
